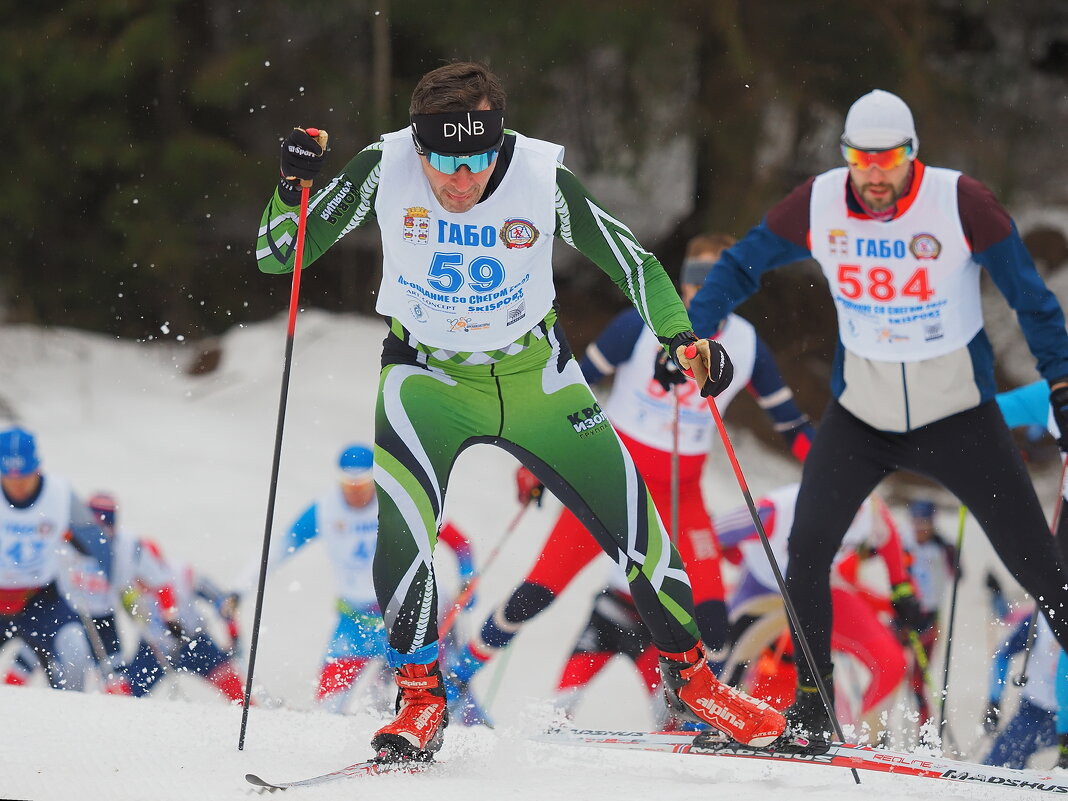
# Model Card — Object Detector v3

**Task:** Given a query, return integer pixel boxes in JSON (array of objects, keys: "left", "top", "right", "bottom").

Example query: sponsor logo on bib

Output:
[
  {"left": 909, "top": 233, "right": 941, "bottom": 260},
  {"left": 827, "top": 229, "right": 849, "bottom": 256},
  {"left": 876, "top": 327, "right": 910, "bottom": 344},
  {"left": 448, "top": 316, "right": 490, "bottom": 333},
  {"left": 500, "top": 218, "right": 539, "bottom": 249},
  {"left": 403, "top": 206, "right": 431, "bottom": 245},
  {"left": 506, "top": 300, "right": 527, "bottom": 326},
  {"left": 408, "top": 301, "right": 428, "bottom": 323}
]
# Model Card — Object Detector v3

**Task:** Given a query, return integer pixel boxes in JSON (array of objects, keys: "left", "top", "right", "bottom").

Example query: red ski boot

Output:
[
  {"left": 659, "top": 645, "right": 785, "bottom": 747},
  {"left": 371, "top": 661, "right": 449, "bottom": 760}
]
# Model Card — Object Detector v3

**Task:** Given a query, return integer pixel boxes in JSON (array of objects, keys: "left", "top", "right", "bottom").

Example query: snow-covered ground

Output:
[{"left": 0, "top": 311, "right": 1057, "bottom": 800}]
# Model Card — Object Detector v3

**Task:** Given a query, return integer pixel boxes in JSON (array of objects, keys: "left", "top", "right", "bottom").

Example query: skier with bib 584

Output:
[
  {"left": 256, "top": 61, "right": 784, "bottom": 762},
  {"left": 687, "top": 88, "right": 1068, "bottom": 743}
]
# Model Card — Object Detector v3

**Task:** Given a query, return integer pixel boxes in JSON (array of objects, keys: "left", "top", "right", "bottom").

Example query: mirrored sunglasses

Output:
[
  {"left": 841, "top": 141, "right": 914, "bottom": 171},
  {"left": 425, "top": 149, "right": 498, "bottom": 175}
]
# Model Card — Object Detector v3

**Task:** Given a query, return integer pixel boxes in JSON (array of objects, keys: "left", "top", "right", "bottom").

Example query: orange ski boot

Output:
[
  {"left": 371, "top": 660, "right": 449, "bottom": 760},
  {"left": 659, "top": 645, "right": 785, "bottom": 747}
]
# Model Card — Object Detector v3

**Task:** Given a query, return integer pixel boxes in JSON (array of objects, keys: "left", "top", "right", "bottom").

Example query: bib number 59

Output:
[{"left": 427, "top": 252, "right": 505, "bottom": 294}]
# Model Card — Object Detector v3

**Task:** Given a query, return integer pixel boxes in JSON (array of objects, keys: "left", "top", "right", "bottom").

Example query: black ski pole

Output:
[
  {"left": 1012, "top": 455, "right": 1067, "bottom": 688},
  {"left": 937, "top": 504, "right": 967, "bottom": 742},
  {"left": 238, "top": 129, "right": 328, "bottom": 750},
  {"left": 697, "top": 384, "right": 860, "bottom": 785}
]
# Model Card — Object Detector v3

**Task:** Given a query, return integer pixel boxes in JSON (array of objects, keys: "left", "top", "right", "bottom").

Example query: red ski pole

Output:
[
  {"left": 684, "top": 343, "right": 859, "bottom": 783},
  {"left": 239, "top": 129, "right": 327, "bottom": 750}
]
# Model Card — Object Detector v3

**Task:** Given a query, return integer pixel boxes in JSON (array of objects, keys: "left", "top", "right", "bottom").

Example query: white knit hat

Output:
[{"left": 842, "top": 89, "right": 918, "bottom": 155}]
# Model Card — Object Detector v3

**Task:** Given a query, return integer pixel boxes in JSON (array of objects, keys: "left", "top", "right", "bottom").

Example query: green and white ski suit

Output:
[{"left": 257, "top": 128, "right": 703, "bottom": 663}]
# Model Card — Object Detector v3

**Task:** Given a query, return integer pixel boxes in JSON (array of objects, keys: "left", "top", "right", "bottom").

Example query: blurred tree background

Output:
[{"left": 5, "top": 0, "right": 1068, "bottom": 442}]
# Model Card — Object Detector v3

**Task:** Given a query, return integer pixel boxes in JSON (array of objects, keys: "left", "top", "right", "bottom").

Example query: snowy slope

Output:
[
  {"left": 0, "top": 311, "right": 1059, "bottom": 800},
  {"left": 2, "top": 683, "right": 1048, "bottom": 801}
]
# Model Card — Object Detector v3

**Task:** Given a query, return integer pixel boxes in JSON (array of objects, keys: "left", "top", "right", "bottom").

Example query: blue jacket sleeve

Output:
[
  {"left": 67, "top": 494, "right": 113, "bottom": 579},
  {"left": 987, "top": 615, "right": 1032, "bottom": 704},
  {"left": 688, "top": 220, "right": 812, "bottom": 336},
  {"left": 995, "top": 380, "right": 1051, "bottom": 429},
  {"left": 976, "top": 228, "right": 1068, "bottom": 382},
  {"left": 958, "top": 176, "right": 1068, "bottom": 382},
  {"left": 1057, "top": 650, "right": 1068, "bottom": 733},
  {"left": 280, "top": 504, "right": 320, "bottom": 559},
  {"left": 579, "top": 308, "right": 647, "bottom": 384},
  {"left": 747, "top": 335, "right": 815, "bottom": 459}
]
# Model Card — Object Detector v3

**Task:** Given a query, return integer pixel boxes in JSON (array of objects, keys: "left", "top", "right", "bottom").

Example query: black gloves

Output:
[
  {"left": 165, "top": 619, "right": 186, "bottom": 642},
  {"left": 278, "top": 127, "right": 327, "bottom": 205},
  {"left": 666, "top": 332, "right": 734, "bottom": 398},
  {"left": 1050, "top": 382, "right": 1068, "bottom": 451},
  {"left": 889, "top": 581, "right": 924, "bottom": 633},
  {"left": 653, "top": 349, "right": 687, "bottom": 392}
]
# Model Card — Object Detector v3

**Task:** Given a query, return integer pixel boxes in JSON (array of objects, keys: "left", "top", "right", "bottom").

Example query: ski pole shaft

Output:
[
  {"left": 1012, "top": 454, "right": 1068, "bottom": 687},
  {"left": 238, "top": 130, "right": 325, "bottom": 748},
  {"left": 76, "top": 611, "right": 115, "bottom": 685},
  {"left": 670, "top": 386, "right": 680, "bottom": 545},
  {"left": 482, "top": 641, "right": 514, "bottom": 716},
  {"left": 699, "top": 390, "right": 860, "bottom": 784},
  {"left": 937, "top": 504, "right": 967, "bottom": 741},
  {"left": 439, "top": 503, "right": 529, "bottom": 640},
  {"left": 907, "top": 629, "right": 930, "bottom": 678}
]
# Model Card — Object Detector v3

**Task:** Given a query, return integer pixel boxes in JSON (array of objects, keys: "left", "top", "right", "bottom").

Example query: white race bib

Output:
[
  {"left": 604, "top": 315, "right": 756, "bottom": 455},
  {"left": 810, "top": 166, "right": 981, "bottom": 362},
  {"left": 374, "top": 129, "right": 563, "bottom": 351}
]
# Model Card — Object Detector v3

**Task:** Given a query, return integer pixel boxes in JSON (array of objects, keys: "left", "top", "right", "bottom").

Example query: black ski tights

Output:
[{"left": 785, "top": 399, "right": 1068, "bottom": 685}]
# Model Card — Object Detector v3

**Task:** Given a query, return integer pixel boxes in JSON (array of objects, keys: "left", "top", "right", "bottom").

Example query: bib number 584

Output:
[{"left": 837, "top": 264, "right": 933, "bottom": 302}]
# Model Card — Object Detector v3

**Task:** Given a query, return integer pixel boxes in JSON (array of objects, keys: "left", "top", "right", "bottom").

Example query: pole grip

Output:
[{"left": 299, "top": 129, "right": 329, "bottom": 188}]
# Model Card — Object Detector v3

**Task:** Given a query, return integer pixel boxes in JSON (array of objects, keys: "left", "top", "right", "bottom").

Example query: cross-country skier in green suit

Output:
[{"left": 256, "top": 61, "right": 785, "bottom": 761}]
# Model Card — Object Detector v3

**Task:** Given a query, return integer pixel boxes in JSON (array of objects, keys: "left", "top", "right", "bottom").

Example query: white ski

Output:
[{"left": 535, "top": 727, "right": 1068, "bottom": 794}]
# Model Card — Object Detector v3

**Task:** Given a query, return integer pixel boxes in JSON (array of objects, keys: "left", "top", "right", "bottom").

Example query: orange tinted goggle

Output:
[{"left": 841, "top": 141, "right": 914, "bottom": 170}]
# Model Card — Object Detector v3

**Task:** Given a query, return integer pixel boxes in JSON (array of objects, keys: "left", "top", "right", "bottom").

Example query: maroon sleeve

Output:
[
  {"left": 765, "top": 176, "right": 816, "bottom": 249},
  {"left": 957, "top": 174, "right": 1012, "bottom": 252}
]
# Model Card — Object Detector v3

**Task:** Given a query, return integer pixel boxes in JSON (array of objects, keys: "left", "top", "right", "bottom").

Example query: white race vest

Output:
[
  {"left": 604, "top": 314, "right": 757, "bottom": 455},
  {"left": 59, "top": 544, "right": 112, "bottom": 616},
  {"left": 58, "top": 529, "right": 170, "bottom": 617},
  {"left": 142, "top": 562, "right": 205, "bottom": 642},
  {"left": 315, "top": 487, "right": 380, "bottom": 606},
  {"left": 375, "top": 129, "right": 564, "bottom": 351},
  {"left": 0, "top": 476, "right": 74, "bottom": 588},
  {"left": 810, "top": 166, "right": 982, "bottom": 362}
]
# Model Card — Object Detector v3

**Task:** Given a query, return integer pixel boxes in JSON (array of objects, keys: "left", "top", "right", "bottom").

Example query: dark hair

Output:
[
  {"left": 685, "top": 233, "right": 737, "bottom": 261},
  {"left": 410, "top": 61, "right": 507, "bottom": 115}
]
